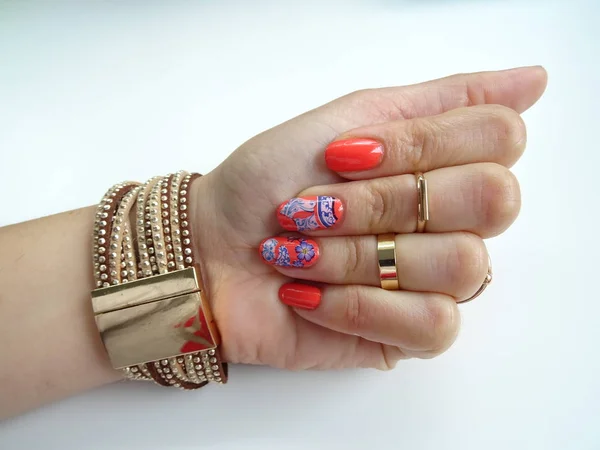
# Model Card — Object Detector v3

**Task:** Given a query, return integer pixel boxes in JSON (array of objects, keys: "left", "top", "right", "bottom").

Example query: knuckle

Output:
[
  {"left": 364, "top": 180, "right": 392, "bottom": 230},
  {"left": 420, "top": 296, "right": 461, "bottom": 357},
  {"left": 392, "top": 119, "right": 440, "bottom": 170},
  {"left": 342, "top": 89, "right": 393, "bottom": 122},
  {"left": 446, "top": 233, "right": 489, "bottom": 299},
  {"left": 343, "top": 88, "right": 414, "bottom": 122},
  {"left": 477, "top": 164, "right": 522, "bottom": 234},
  {"left": 343, "top": 238, "right": 364, "bottom": 283},
  {"left": 344, "top": 286, "right": 369, "bottom": 333},
  {"left": 345, "top": 88, "right": 372, "bottom": 104}
]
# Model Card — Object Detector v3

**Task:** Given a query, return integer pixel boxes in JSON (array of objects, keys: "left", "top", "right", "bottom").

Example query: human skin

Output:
[{"left": 0, "top": 67, "right": 548, "bottom": 419}]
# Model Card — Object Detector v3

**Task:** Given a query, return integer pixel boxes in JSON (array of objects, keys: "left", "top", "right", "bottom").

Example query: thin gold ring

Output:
[
  {"left": 377, "top": 233, "right": 399, "bottom": 290},
  {"left": 415, "top": 172, "right": 429, "bottom": 233},
  {"left": 459, "top": 256, "right": 493, "bottom": 304}
]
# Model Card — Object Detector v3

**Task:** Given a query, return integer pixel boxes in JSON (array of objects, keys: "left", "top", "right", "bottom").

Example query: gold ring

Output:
[
  {"left": 459, "top": 256, "right": 493, "bottom": 304},
  {"left": 377, "top": 233, "right": 399, "bottom": 290},
  {"left": 415, "top": 172, "right": 429, "bottom": 232}
]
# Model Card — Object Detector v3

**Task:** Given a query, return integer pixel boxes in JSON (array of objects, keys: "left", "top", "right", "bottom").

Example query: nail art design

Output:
[
  {"left": 277, "top": 196, "right": 344, "bottom": 231},
  {"left": 259, "top": 237, "right": 320, "bottom": 268},
  {"left": 279, "top": 283, "right": 322, "bottom": 310}
]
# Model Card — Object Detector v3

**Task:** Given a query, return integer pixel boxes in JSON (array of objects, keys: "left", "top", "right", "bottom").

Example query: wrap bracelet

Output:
[{"left": 91, "top": 171, "right": 227, "bottom": 389}]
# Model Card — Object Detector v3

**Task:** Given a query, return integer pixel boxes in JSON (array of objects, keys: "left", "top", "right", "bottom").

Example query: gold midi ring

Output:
[
  {"left": 459, "top": 256, "right": 493, "bottom": 304},
  {"left": 377, "top": 233, "right": 399, "bottom": 290},
  {"left": 415, "top": 172, "right": 429, "bottom": 233}
]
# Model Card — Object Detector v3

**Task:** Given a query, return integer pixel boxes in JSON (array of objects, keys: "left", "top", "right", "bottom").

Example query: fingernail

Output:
[
  {"left": 279, "top": 283, "right": 321, "bottom": 310},
  {"left": 277, "top": 196, "right": 344, "bottom": 231},
  {"left": 325, "top": 138, "right": 383, "bottom": 172},
  {"left": 259, "top": 237, "right": 320, "bottom": 268}
]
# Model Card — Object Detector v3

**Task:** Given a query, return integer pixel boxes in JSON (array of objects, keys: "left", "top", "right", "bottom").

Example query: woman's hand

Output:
[{"left": 191, "top": 67, "right": 547, "bottom": 370}]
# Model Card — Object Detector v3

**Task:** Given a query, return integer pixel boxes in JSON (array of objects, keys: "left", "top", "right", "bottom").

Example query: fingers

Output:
[
  {"left": 278, "top": 163, "right": 520, "bottom": 239},
  {"left": 267, "top": 232, "right": 489, "bottom": 301},
  {"left": 375, "top": 65, "right": 548, "bottom": 117},
  {"left": 216, "top": 67, "right": 545, "bottom": 220},
  {"left": 291, "top": 285, "right": 460, "bottom": 357},
  {"left": 316, "top": 66, "right": 547, "bottom": 129},
  {"left": 325, "top": 104, "right": 526, "bottom": 178}
]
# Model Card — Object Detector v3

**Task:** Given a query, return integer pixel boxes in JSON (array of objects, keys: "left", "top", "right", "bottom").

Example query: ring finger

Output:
[{"left": 259, "top": 232, "right": 489, "bottom": 301}]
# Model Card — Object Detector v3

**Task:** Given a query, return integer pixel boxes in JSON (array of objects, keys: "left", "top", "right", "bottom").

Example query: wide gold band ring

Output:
[
  {"left": 459, "top": 256, "right": 493, "bottom": 304},
  {"left": 377, "top": 233, "right": 399, "bottom": 290},
  {"left": 415, "top": 172, "right": 429, "bottom": 233}
]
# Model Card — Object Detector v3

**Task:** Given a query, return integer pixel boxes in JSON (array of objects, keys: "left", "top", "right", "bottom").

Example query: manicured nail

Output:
[
  {"left": 277, "top": 196, "right": 344, "bottom": 231},
  {"left": 325, "top": 138, "right": 384, "bottom": 172},
  {"left": 279, "top": 283, "right": 321, "bottom": 310},
  {"left": 259, "top": 237, "right": 319, "bottom": 268}
]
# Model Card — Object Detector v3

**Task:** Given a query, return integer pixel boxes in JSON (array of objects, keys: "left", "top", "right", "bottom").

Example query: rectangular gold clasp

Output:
[{"left": 91, "top": 267, "right": 219, "bottom": 369}]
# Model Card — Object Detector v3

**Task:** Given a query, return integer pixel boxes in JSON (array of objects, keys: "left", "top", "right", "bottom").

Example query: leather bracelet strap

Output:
[
  {"left": 93, "top": 182, "right": 140, "bottom": 288},
  {"left": 91, "top": 172, "right": 227, "bottom": 389}
]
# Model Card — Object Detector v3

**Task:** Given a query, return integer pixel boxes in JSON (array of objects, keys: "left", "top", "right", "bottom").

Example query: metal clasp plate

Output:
[{"left": 91, "top": 267, "right": 219, "bottom": 369}]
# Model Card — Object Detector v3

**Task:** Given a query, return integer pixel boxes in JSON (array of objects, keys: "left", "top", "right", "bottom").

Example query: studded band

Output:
[{"left": 91, "top": 172, "right": 227, "bottom": 389}]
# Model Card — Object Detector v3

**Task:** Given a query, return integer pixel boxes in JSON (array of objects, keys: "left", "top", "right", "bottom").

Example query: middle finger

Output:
[{"left": 277, "top": 162, "right": 520, "bottom": 238}]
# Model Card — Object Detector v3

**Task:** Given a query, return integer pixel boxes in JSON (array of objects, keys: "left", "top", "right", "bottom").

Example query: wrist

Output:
[
  {"left": 189, "top": 173, "right": 217, "bottom": 296},
  {"left": 189, "top": 172, "right": 230, "bottom": 359}
]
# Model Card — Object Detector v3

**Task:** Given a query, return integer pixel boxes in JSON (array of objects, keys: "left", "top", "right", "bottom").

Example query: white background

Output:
[{"left": 0, "top": 0, "right": 598, "bottom": 449}]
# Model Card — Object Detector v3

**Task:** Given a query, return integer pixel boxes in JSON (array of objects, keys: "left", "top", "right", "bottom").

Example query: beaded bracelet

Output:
[{"left": 91, "top": 172, "right": 227, "bottom": 389}]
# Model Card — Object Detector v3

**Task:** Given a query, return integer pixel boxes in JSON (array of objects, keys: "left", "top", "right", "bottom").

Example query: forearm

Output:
[{"left": 0, "top": 206, "right": 121, "bottom": 419}]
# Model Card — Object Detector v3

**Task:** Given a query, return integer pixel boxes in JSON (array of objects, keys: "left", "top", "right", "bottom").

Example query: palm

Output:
[{"left": 195, "top": 112, "right": 359, "bottom": 369}]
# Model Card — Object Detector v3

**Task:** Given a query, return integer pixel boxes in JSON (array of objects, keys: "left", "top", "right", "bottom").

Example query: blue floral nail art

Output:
[
  {"left": 295, "top": 240, "right": 315, "bottom": 263},
  {"left": 259, "top": 237, "right": 320, "bottom": 268},
  {"left": 277, "top": 196, "right": 344, "bottom": 231}
]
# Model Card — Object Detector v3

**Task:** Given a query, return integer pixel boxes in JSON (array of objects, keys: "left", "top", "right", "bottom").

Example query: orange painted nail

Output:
[
  {"left": 325, "top": 138, "right": 383, "bottom": 172},
  {"left": 277, "top": 196, "right": 344, "bottom": 231},
  {"left": 278, "top": 283, "right": 322, "bottom": 310}
]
